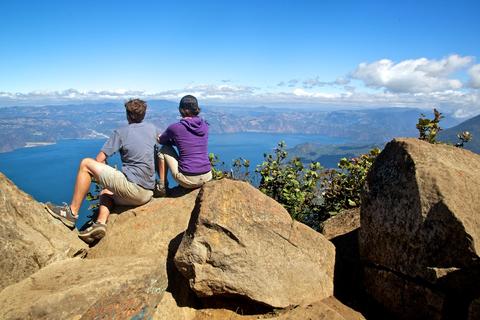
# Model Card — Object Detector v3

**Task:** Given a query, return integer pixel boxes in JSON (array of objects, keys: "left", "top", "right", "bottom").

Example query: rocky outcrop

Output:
[
  {"left": 174, "top": 179, "right": 335, "bottom": 309},
  {"left": 0, "top": 186, "right": 198, "bottom": 320},
  {"left": 0, "top": 172, "right": 87, "bottom": 290},
  {"left": 0, "top": 175, "right": 363, "bottom": 319},
  {"left": 360, "top": 138, "right": 480, "bottom": 319}
]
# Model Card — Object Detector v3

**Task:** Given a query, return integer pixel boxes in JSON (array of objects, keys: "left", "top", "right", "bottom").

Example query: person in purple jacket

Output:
[{"left": 156, "top": 95, "right": 212, "bottom": 195}]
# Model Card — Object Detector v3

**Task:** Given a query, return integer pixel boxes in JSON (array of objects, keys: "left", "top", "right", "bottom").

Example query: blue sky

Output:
[{"left": 1, "top": 0, "right": 480, "bottom": 116}]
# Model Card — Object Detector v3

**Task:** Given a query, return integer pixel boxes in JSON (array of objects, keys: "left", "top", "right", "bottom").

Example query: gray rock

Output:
[{"left": 174, "top": 179, "right": 335, "bottom": 309}]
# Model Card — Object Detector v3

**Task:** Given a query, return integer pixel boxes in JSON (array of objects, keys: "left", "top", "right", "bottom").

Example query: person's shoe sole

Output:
[
  {"left": 45, "top": 204, "right": 76, "bottom": 228},
  {"left": 78, "top": 226, "right": 106, "bottom": 244}
]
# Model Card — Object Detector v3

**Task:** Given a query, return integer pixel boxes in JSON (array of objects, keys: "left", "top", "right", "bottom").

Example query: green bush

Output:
[
  {"left": 319, "top": 148, "right": 380, "bottom": 216},
  {"left": 256, "top": 141, "right": 322, "bottom": 222},
  {"left": 209, "top": 152, "right": 228, "bottom": 180},
  {"left": 209, "top": 153, "right": 254, "bottom": 182}
]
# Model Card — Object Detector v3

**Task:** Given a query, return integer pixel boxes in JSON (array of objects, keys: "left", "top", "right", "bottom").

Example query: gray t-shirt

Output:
[{"left": 101, "top": 122, "right": 160, "bottom": 190}]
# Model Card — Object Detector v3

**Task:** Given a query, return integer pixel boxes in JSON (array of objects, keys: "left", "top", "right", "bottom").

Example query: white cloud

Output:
[
  {"left": 351, "top": 54, "right": 473, "bottom": 93},
  {"left": 1, "top": 85, "right": 479, "bottom": 118},
  {"left": 2, "top": 55, "right": 480, "bottom": 118},
  {"left": 279, "top": 76, "right": 350, "bottom": 89},
  {"left": 293, "top": 88, "right": 342, "bottom": 99},
  {"left": 0, "top": 85, "right": 259, "bottom": 107},
  {"left": 468, "top": 64, "right": 480, "bottom": 88}
]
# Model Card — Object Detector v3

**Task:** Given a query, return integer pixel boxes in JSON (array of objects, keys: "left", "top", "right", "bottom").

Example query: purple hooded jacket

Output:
[{"left": 158, "top": 117, "right": 211, "bottom": 175}]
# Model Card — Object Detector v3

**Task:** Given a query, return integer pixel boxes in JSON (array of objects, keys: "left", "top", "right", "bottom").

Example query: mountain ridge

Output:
[{"left": 0, "top": 104, "right": 464, "bottom": 153}]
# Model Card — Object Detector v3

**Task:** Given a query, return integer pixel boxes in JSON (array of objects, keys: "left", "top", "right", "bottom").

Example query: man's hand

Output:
[{"left": 95, "top": 151, "right": 107, "bottom": 164}]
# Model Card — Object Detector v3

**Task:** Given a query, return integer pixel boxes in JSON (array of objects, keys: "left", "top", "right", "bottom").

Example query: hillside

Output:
[
  {"left": 438, "top": 113, "right": 480, "bottom": 153},
  {"left": 0, "top": 103, "right": 463, "bottom": 152}
]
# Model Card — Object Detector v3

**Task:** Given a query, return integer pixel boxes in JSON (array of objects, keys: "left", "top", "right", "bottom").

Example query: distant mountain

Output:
[
  {"left": 438, "top": 114, "right": 480, "bottom": 154},
  {"left": 0, "top": 103, "right": 464, "bottom": 153}
]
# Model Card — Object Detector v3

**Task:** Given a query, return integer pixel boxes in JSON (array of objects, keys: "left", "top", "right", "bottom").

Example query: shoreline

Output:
[{"left": 24, "top": 142, "right": 57, "bottom": 148}]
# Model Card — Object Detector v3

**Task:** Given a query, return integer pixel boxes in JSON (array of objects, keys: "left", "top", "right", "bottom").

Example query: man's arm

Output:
[
  {"left": 158, "top": 126, "right": 174, "bottom": 145},
  {"left": 101, "top": 130, "right": 122, "bottom": 159},
  {"left": 95, "top": 151, "right": 107, "bottom": 164}
]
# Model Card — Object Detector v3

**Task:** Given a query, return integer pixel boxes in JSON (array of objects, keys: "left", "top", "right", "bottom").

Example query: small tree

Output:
[
  {"left": 231, "top": 157, "right": 253, "bottom": 183},
  {"left": 209, "top": 153, "right": 228, "bottom": 179},
  {"left": 416, "top": 108, "right": 443, "bottom": 143},
  {"left": 209, "top": 153, "right": 255, "bottom": 183}
]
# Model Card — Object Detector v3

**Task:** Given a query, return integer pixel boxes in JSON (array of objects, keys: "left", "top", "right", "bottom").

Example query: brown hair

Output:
[{"left": 125, "top": 99, "right": 147, "bottom": 123}]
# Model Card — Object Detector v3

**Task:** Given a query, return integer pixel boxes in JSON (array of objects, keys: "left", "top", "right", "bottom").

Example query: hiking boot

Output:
[
  {"left": 45, "top": 202, "right": 77, "bottom": 228},
  {"left": 78, "top": 221, "right": 107, "bottom": 244},
  {"left": 153, "top": 181, "right": 166, "bottom": 198}
]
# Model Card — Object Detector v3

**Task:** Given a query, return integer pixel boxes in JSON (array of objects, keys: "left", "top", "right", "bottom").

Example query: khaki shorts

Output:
[
  {"left": 98, "top": 166, "right": 153, "bottom": 206},
  {"left": 158, "top": 145, "right": 212, "bottom": 189}
]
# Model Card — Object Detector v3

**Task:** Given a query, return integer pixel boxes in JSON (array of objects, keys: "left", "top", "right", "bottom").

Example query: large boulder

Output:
[
  {"left": 174, "top": 179, "right": 336, "bottom": 309},
  {"left": 0, "top": 172, "right": 87, "bottom": 290},
  {"left": 360, "top": 138, "right": 480, "bottom": 319}
]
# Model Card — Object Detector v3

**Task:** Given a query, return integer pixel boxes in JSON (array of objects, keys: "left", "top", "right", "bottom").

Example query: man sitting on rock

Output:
[{"left": 46, "top": 99, "right": 159, "bottom": 243}]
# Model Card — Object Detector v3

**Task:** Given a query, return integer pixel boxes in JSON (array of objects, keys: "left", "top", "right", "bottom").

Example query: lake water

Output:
[{"left": 0, "top": 132, "right": 345, "bottom": 223}]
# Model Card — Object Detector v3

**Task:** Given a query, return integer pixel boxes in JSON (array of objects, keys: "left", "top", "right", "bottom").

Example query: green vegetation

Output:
[
  {"left": 209, "top": 153, "right": 228, "bottom": 180},
  {"left": 417, "top": 108, "right": 474, "bottom": 149},
  {"left": 319, "top": 148, "right": 380, "bottom": 218},
  {"left": 416, "top": 108, "right": 444, "bottom": 143},
  {"left": 256, "top": 141, "right": 323, "bottom": 222},
  {"left": 209, "top": 153, "right": 254, "bottom": 182}
]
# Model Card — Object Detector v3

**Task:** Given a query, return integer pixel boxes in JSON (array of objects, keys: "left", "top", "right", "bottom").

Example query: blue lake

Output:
[{"left": 0, "top": 132, "right": 345, "bottom": 222}]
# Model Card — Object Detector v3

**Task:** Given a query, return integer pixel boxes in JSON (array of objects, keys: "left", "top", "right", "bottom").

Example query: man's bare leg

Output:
[
  {"left": 97, "top": 189, "right": 114, "bottom": 224},
  {"left": 70, "top": 158, "right": 107, "bottom": 216}
]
